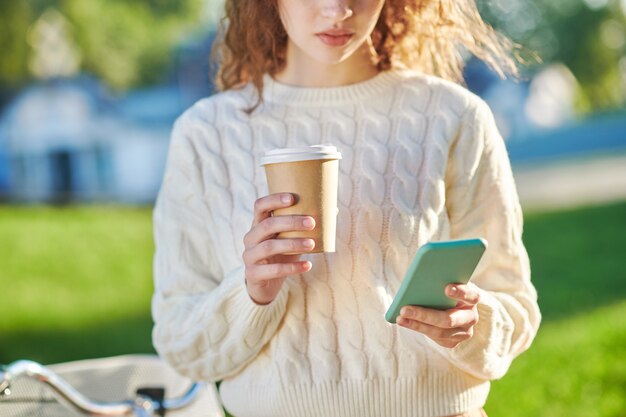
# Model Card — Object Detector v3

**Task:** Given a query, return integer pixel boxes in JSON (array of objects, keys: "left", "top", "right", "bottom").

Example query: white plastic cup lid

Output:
[{"left": 260, "top": 145, "right": 342, "bottom": 166}]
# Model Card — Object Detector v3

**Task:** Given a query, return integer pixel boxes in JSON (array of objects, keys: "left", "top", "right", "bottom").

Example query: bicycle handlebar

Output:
[{"left": 0, "top": 360, "right": 204, "bottom": 416}]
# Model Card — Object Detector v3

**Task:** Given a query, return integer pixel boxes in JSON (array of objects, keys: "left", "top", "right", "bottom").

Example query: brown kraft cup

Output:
[{"left": 261, "top": 146, "right": 342, "bottom": 254}]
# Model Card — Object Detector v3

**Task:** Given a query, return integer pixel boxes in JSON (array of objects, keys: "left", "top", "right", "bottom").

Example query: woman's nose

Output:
[{"left": 320, "top": 1, "right": 354, "bottom": 20}]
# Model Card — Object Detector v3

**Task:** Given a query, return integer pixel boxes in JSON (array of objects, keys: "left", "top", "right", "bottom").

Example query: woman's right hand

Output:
[{"left": 242, "top": 193, "right": 316, "bottom": 305}]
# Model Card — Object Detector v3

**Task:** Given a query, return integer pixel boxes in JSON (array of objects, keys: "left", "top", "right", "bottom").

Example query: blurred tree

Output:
[
  {"left": 0, "top": 2, "right": 32, "bottom": 87},
  {"left": 479, "top": 0, "right": 626, "bottom": 114},
  {"left": 0, "top": 0, "right": 207, "bottom": 93}
]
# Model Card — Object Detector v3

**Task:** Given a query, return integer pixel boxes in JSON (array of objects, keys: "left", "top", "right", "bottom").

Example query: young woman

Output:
[{"left": 151, "top": 1, "right": 541, "bottom": 416}]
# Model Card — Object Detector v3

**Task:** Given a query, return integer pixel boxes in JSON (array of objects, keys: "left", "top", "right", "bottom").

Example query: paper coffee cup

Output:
[{"left": 261, "top": 145, "right": 342, "bottom": 254}]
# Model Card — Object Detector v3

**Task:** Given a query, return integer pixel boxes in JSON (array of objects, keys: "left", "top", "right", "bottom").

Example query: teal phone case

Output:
[{"left": 385, "top": 238, "right": 487, "bottom": 323}]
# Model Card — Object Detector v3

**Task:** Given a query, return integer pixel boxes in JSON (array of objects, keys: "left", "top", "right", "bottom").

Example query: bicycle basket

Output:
[{"left": 0, "top": 354, "right": 224, "bottom": 417}]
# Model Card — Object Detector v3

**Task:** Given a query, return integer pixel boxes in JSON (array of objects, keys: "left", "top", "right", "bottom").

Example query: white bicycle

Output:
[{"left": 0, "top": 355, "right": 224, "bottom": 417}]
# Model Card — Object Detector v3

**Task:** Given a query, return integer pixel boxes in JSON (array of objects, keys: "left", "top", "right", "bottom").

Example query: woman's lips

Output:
[{"left": 316, "top": 30, "right": 354, "bottom": 47}]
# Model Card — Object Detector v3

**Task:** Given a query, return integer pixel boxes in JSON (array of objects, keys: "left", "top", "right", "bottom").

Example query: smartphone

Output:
[{"left": 385, "top": 238, "right": 487, "bottom": 324}]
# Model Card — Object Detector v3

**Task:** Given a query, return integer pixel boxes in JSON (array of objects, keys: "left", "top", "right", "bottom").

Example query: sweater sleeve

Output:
[
  {"left": 151, "top": 110, "right": 289, "bottom": 382},
  {"left": 440, "top": 99, "right": 541, "bottom": 380}
]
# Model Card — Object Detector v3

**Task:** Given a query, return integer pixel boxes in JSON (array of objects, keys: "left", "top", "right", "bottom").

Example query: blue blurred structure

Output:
[
  {"left": 0, "top": 33, "right": 214, "bottom": 204},
  {"left": 0, "top": 77, "right": 177, "bottom": 204},
  {"left": 506, "top": 113, "right": 626, "bottom": 164}
]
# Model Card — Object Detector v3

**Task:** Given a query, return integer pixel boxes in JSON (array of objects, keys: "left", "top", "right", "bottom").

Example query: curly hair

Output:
[{"left": 213, "top": 0, "right": 522, "bottom": 97}]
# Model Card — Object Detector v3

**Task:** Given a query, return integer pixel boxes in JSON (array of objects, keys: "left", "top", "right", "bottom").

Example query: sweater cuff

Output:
[
  {"left": 433, "top": 287, "right": 514, "bottom": 380},
  {"left": 219, "top": 265, "right": 290, "bottom": 349}
]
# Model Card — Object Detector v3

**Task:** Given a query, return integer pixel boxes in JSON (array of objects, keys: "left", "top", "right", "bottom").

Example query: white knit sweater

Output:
[{"left": 151, "top": 70, "right": 541, "bottom": 417}]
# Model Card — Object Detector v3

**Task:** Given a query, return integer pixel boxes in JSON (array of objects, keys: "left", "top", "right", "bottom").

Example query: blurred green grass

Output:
[
  {"left": 0, "top": 206, "right": 155, "bottom": 362},
  {"left": 1, "top": 201, "right": 625, "bottom": 416}
]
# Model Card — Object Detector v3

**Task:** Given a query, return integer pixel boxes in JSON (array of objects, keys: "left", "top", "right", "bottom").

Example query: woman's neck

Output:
[{"left": 274, "top": 41, "right": 379, "bottom": 88}]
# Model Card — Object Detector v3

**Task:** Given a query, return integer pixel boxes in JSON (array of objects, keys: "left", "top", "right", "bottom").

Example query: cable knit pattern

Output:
[{"left": 152, "top": 70, "right": 541, "bottom": 417}]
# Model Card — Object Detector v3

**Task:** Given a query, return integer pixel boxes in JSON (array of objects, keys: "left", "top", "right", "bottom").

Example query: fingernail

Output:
[
  {"left": 450, "top": 286, "right": 458, "bottom": 294},
  {"left": 302, "top": 217, "right": 315, "bottom": 228},
  {"left": 303, "top": 239, "right": 315, "bottom": 248},
  {"left": 400, "top": 307, "right": 413, "bottom": 319},
  {"left": 281, "top": 194, "right": 292, "bottom": 204}
]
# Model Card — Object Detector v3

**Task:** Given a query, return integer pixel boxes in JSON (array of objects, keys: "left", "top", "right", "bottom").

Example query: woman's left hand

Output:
[{"left": 396, "top": 284, "right": 480, "bottom": 349}]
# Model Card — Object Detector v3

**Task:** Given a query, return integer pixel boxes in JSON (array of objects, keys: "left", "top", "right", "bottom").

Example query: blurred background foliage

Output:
[
  {"left": 0, "top": 0, "right": 207, "bottom": 98},
  {"left": 479, "top": 0, "right": 626, "bottom": 113}
]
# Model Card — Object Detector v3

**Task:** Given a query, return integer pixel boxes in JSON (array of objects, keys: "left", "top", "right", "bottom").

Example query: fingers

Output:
[
  {"left": 396, "top": 317, "right": 474, "bottom": 348},
  {"left": 246, "top": 260, "right": 312, "bottom": 282},
  {"left": 445, "top": 284, "right": 480, "bottom": 306},
  {"left": 251, "top": 193, "right": 295, "bottom": 225},
  {"left": 243, "top": 238, "right": 315, "bottom": 264},
  {"left": 399, "top": 305, "right": 478, "bottom": 329},
  {"left": 244, "top": 214, "right": 316, "bottom": 248},
  {"left": 397, "top": 302, "right": 479, "bottom": 348}
]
